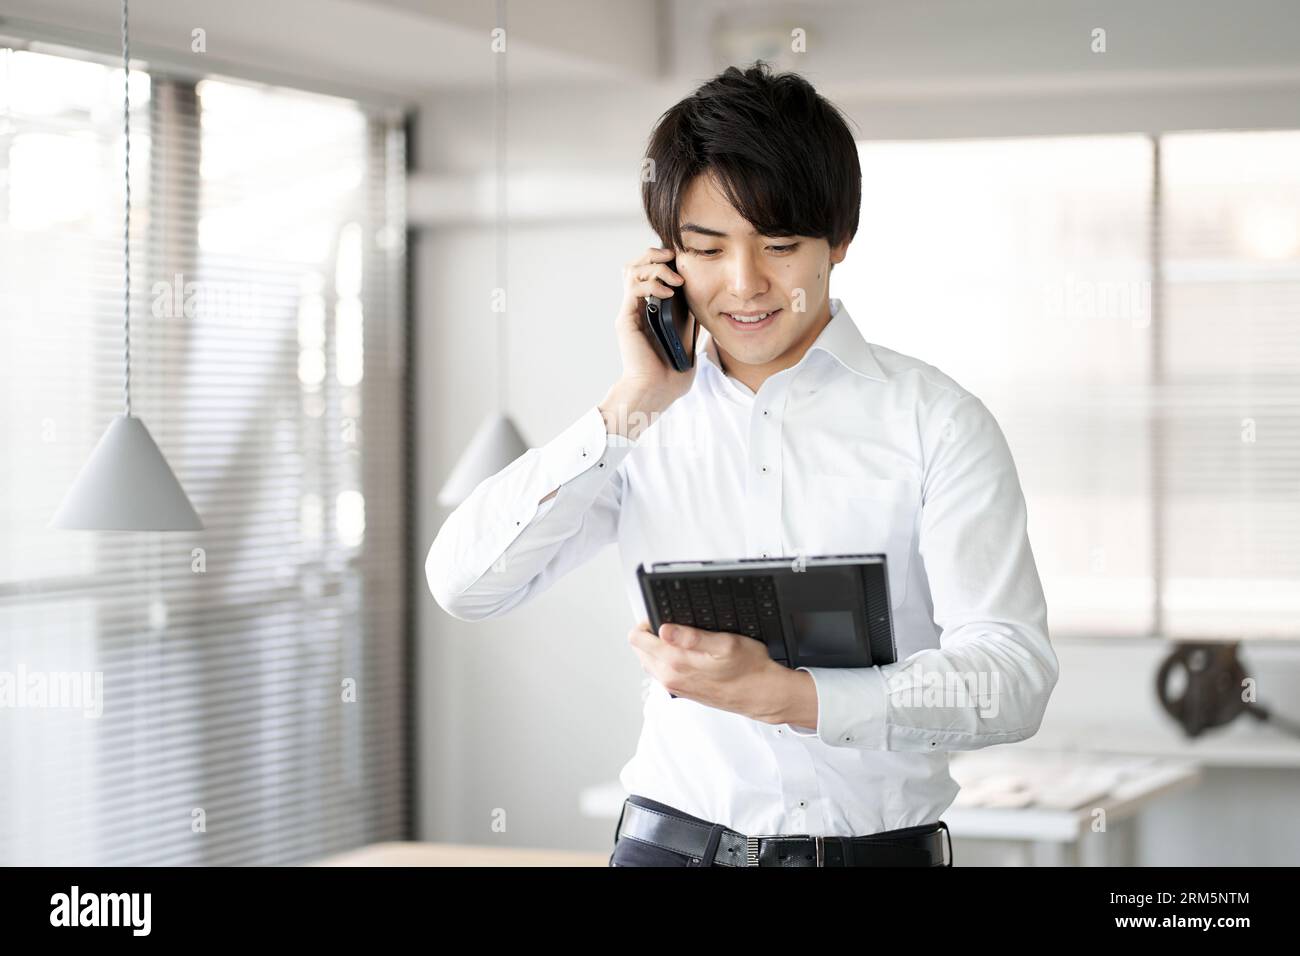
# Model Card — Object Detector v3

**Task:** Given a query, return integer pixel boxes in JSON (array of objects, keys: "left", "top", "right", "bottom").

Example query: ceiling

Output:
[{"left": 3, "top": 0, "right": 1299, "bottom": 109}]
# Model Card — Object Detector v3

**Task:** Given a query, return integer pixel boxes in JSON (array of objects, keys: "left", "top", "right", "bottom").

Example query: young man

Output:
[{"left": 426, "top": 62, "right": 1058, "bottom": 867}]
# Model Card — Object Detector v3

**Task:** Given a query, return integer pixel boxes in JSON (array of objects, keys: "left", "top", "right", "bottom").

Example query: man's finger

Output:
[{"left": 658, "top": 623, "right": 730, "bottom": 653}]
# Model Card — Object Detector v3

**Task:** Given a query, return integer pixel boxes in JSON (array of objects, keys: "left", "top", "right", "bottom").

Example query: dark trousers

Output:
[{"left": 608, "top": 793, "right": 950, "bottom": 867}]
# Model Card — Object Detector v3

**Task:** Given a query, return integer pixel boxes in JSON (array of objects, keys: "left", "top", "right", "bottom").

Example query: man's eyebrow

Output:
[{"left": 680, "top": 222, "right": 732, "bottom": 238}]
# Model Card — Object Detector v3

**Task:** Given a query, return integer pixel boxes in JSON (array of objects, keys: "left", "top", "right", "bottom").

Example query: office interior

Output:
[{"left": 2, "top": 0, "right": 1299, "bottom": 867}]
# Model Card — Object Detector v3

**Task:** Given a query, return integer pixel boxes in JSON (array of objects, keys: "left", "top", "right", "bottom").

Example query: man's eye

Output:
[
  {"left": 691, "top": 248, "right": 721, "bottom": 257},
  {"left": 769, "top": 243, "right": 799, "bottom": 253}
]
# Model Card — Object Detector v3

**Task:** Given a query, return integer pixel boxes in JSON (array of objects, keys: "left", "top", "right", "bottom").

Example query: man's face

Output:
[{"left": 675, "top": 171, "right": 849, "bottom": 377}]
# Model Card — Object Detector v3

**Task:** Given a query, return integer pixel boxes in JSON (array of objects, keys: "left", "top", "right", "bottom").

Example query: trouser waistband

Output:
[{"left": 615, "top": 794, "right": 952, "bottom": 867}]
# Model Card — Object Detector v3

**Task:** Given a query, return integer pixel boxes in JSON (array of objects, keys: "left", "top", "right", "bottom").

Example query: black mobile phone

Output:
[{"left": 643, "top": 260, "right": 698, "bottom": 371}]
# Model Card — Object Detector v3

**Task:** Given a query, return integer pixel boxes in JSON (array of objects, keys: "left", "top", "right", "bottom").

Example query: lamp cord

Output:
[
  {"left": 121, "top": 0, "right": 132, "bottom": 418},
  {"left": 494, "top": 0, "right": 507, "bottom": 413}
]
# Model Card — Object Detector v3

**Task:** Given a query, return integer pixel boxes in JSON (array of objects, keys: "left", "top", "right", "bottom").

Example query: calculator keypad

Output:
[{"left": 650, "top": 575, "right": 785, "bottom": 662}]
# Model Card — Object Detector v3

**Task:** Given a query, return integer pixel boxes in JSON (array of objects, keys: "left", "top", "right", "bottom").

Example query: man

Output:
[{"left": 426, "top": 62, "right": 1058, "bottom": 867}]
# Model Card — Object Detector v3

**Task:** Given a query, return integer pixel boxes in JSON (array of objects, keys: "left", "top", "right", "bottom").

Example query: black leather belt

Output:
[{"left": 616, "top": 799, "right": 952, "bottom": 867}]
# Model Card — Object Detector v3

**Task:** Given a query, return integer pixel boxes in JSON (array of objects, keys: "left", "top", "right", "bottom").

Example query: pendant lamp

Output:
[
  {"left": 436, "top": 0, "right": 528, "bottom": 508},
  {"left": 49, "top": 0, "right": 202, "bottom": 531}
]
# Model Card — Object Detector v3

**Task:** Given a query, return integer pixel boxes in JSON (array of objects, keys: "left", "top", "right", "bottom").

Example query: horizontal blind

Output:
[
  {"left": 0, "top": 46, "right": 408, "bottom": 864},
  {"left": 1159, "top": 130, "right": 1300, "bottom": 639},
  {"left": 838, "top": 136, "right": 1157, "bottom": 639},
  {"left": 840, "top": 132, "right": 1300, "bottom": 641}
]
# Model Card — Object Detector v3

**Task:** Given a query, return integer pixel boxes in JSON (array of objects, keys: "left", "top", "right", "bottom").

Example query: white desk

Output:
[
  {"left": 942, "top": 750, "right": 1201, "bottom": 865},
  {"left": 580, "top": 751, "right": 1202, "bottom": 866}
]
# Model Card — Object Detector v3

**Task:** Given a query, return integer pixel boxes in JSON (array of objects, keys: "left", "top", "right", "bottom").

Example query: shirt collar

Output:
[{"left": 698, "top": 298, "right": 888, "bottom": 386}]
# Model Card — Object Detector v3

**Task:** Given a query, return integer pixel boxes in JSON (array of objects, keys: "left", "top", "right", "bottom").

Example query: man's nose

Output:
[{"left": 727, "top": 249, "right": 768, "bottom": 302}]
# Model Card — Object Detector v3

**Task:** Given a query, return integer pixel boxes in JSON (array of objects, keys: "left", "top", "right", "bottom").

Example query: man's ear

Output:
[{"left": 829, "top": 238, "right": 850, "bottom": 266}]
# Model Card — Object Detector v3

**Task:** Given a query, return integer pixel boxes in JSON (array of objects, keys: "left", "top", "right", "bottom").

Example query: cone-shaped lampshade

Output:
[
  {"left": 437, "top": 412, "right": 528, "bottom": 508},
  {"left": 49, "top": 414, "right": 203, "bottom": 531}
]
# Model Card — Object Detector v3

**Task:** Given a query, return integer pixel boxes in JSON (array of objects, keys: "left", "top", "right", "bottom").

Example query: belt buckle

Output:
[
  {"left": 745, "top": 834, "right": 824, "bottom": 866},
  {"left": 744, "top": 833, "right": 782, "bottom": 866}
]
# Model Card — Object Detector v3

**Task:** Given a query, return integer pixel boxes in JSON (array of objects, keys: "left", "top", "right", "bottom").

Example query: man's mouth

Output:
[{"left": 722, "top": 308, "right": 780, "bottom": 330}]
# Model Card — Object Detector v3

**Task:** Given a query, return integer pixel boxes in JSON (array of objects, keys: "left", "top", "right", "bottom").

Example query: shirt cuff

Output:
[
  {"left": 468, "top": 405, "right": 632, "bottom": 578},
  {"left": 784, "top": 666, "right": 889, "bottom": 750},
  {"left": 534, "top": 405, "right": 635, "bottom": 496}
]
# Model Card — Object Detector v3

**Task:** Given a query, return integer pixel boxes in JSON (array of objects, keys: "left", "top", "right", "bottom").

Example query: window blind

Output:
[
  {"left": 1158, "top": 131, "right": 1300, "bottom": 639},
  {"left": 0, "top": 45, "right": 409, "bottom": 864},
  {"left": 837, "top": 132, "right": 1299, "bottom": 641}
]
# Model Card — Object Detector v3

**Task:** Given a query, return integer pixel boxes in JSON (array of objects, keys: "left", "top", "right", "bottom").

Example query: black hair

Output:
[{"left": 642, "top": 61, "right": 861, "bottom": 252}]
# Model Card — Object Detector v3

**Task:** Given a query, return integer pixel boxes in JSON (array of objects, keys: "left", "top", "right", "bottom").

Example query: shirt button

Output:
[{"left": 760, "top": 465, "right": 768, "bottom": 473}]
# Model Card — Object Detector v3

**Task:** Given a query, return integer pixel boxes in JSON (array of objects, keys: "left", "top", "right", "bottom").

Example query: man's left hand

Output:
[{"left": 627, "top": 620, "right": 792, "bottom": 723}]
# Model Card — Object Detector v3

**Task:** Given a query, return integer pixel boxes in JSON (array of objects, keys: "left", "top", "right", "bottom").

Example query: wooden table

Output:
[{"left": 310, "top": 842, "right": 609, "bottom": 867}]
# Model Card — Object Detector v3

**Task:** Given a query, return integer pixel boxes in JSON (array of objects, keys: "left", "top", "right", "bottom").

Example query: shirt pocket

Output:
[{"left": 807, "top": 475, "right": 919, "bottom": 610}]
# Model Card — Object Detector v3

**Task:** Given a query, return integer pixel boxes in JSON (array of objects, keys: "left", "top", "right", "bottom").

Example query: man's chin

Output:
[{"left": 717, "top": 344, "right": 783, "bottom": 369}]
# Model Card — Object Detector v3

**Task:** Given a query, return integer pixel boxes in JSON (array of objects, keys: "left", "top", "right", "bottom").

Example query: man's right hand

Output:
[{"left": 600, "top": 247, "right": 699, "bottom": 440}]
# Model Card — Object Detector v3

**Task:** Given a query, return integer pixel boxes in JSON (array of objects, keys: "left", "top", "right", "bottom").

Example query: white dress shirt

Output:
[{"left": 426, "top": 298, "right": 1059, "bottom": 837}]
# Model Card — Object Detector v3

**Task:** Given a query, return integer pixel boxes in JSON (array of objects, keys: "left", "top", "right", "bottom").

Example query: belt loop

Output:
[
  {"left": 612, "top": 798, "right": 629, "bottom": 847},
  {"left": 936, "top": 820, "right": 953, "bottom": 867},
  {"left": 696, "top": 823, "right": 726, "bottom": 867}
]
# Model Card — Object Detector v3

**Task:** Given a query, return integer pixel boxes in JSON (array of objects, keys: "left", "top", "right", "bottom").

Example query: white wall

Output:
[{"left": 411, "top": 85, "right": 667, "bottom": 849}]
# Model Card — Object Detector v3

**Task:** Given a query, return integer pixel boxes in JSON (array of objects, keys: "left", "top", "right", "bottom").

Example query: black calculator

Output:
[{"left": 636, "top": 554, "right": 897, "bottom": 698}]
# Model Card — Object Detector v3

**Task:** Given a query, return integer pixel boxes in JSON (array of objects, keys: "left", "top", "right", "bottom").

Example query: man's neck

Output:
[{"left": 716, "top": 303, "right": 834, "bottom": 395}]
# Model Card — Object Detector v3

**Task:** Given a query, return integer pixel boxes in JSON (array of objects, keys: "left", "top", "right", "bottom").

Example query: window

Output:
[
  {"left": 1159, "top": 131, "right": 1300, "bottom": 639},
  {"left": 0, "top": 44, "right": 408, "bottom": 864},
  {"left": 837, "top": 132, "right": 1300, "bottom": 641}
]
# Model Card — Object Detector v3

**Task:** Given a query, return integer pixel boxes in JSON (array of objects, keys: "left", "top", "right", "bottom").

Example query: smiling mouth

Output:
[{"left": 722, "top": 308, "right": 780, "bottom": 329}]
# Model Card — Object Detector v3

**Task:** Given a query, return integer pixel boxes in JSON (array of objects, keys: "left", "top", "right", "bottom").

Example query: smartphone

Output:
[{"left": 643, "top": 260, "right": 698, "bottom": 371}]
